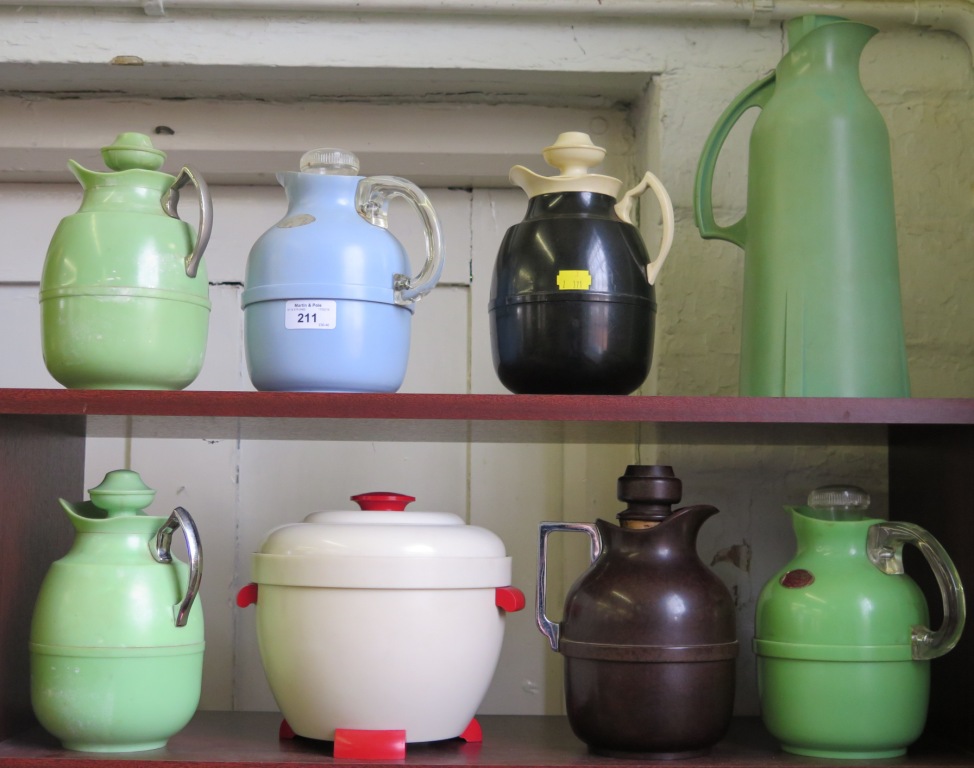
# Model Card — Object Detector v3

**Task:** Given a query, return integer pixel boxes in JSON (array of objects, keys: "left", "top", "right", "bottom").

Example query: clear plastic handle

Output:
[
  {"left": 162, "top": 166, "right": 213, "bottom": 279},
  {"left": 867, "top": 521, "right": 966, "bottom": 660},
  {"left": 355, "top": 175, "right": 445, "bottom": 305},
  {"left": 614, "top": 170, "right": 675, "bottom": 286},
  {"left": 536, "top": 521, "right": 602, "bottom": 651},
  {"left": 150, "top": 506, "right": 203, "bottom": 628}
]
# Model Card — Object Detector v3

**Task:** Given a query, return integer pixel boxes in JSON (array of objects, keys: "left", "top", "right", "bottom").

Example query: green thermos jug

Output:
[
  {"left": 754, "top": 486, "right": 966, "bottom": 758},
  {"left": 40, "top": 132, "right": 213, "bottom": 390},
  {"left": 694, "top": 15, "right": 910, "bottom": 398},
  {"left": 30, "top": 470, "right": 205, "bottom": 752}
]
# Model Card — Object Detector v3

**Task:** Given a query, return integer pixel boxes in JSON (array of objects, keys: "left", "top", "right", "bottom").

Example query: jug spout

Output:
[
  {"left": 787, "top": 14, "right": 877, "bottom": 49},
  {"left": 784, "top": 13, "right": 878, "bottom": 77},
  {"left": 67, "top": 159, "right": 101, "bottom": 191},
  {"left": 58, "top": 497, "right": 102, "bottom": 526}
]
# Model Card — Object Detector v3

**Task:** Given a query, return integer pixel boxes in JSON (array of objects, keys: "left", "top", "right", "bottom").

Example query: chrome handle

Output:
[
  {"left": 163, "top": 165, "right": 213, "bottom": 279},
  {"left": 536, "top": 521, "right": 601, "bottom": 651},
  {"left": 151, "top": 506, "right": 203, "bottom": 628}
]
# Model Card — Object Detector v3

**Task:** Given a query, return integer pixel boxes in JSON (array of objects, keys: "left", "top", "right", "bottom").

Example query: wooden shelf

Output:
[
  {"left": 0, "top": 389, "right": 972, "bottom": 424},
  {"left": 0, "top": 396, "right": 970, "bottom": 767},
  {"left": 0, "top": 390, "right": 971, "bottom": 443},
  {"left": 0, "top": 713, "right": 971, "bottom": 768}
]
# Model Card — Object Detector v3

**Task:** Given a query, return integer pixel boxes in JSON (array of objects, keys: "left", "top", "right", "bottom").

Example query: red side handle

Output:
[
  {"left": 495, "top": 586, "right": 526, "bottom": 612},
  {"left": 236, "top": 582, "right": 258, "bottom": 607}
]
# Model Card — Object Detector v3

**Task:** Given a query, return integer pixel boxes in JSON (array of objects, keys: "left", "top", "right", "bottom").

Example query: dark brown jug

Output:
[{"left": 536, "top": 465, "right": 737, "bottom": 759}]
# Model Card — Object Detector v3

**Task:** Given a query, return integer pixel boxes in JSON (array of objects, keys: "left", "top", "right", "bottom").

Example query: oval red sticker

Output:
[{"left": 780, "top": 569, "right": 815, "bottom": 588}]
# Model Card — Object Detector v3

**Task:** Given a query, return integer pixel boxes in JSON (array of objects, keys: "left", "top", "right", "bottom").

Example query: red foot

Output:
[
  {"left": 334, "top": 729, "right": 407, "bottom": 760},
  {"left": 279, "top": 719, "right": 296, "bottom": 740},
  {"left": 459, "top": 718, "right": 482, "bottom": 743}
]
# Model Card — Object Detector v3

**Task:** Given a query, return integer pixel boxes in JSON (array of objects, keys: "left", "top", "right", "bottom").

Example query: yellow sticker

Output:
[{"left": 556, "top": 270, "right": 593, "bottom": 290}]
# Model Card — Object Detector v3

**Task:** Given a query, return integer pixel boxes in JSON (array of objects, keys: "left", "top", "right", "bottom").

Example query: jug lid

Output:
[
  {"left": 509, "top": 131, "right": 624, "bottom": 199},
  {"left": 252, "top": 491, "right": 511, "bottom": 589},
  {"left": 299, "top": 148, "right": 361, "bottom": 176},
  {"left": 87, "top": 469, "right": 156, "bottom": 517},
  {"left": 616, "top": 465, "right": 682, "bottom": 527},
  {"left": 806, "top": 484, "right": 871, "bottom": 521},
  {"left": 100, "top": 132, "right": 167, "bottom": 172}
]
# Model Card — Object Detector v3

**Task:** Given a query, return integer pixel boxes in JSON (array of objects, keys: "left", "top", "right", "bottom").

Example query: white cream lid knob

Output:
[{"left": 542, "top": 132, "right": 607, "bottom": 177}]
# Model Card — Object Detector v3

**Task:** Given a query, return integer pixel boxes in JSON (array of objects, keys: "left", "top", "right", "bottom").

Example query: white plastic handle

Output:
[{"left": 614, "top": 170, "right": 675, "bottom": 286}]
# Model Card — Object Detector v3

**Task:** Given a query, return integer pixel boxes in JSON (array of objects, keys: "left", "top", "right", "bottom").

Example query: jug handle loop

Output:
[
  {"left": 693, "top": 70, "right": 776, "bottom": 248},
  {"left": 867, "top": 521, "right": 966, "bottom": 660},
  {"left": 163, "top": 166, "right": 213, "bottom": 279},
  {"left": 151, "top": 506, "right": 204, "bottom": 628},
  {"left": 356, "top": 175, "right": 445, "bottom": 306},
  {"left": 537, "top": 522, "right": 601, "bottom": 651},
  {"left": 614, "top": 170, "right": 675, "bottom": 286}
]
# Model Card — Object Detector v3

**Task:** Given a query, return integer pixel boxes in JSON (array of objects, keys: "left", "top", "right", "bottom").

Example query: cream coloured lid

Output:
[
  {"left": 252, "top": 493, "right": 511, "bottom": 588},
  {"left": 509, "top": 131, "right": 624, "bottom": 198}
]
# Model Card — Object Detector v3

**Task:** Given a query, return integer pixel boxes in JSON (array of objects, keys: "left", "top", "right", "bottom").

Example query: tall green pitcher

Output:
[{"left": 694, "top": 15, "right": 910, "bottom": 398}]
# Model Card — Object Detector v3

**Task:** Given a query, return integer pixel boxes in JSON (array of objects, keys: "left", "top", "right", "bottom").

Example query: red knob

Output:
[{"left": 351, "top": 492, "right": 416, "bottom": 511}]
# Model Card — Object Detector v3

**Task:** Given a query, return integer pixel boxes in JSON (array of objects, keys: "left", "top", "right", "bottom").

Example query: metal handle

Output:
[
  {"left": 867, "top": 521, "right": 966, "bottom": 660},
  {"left": 151, "top": 506, "right": 203, "bottom": 628},
  {"left": 536, "top": 521, "right": 601, "bottom": 651},
  {"left": 355, "top": 175, "right": 445, "bottom": 305},
  {"left": 693, "top": 70, "right": 776, "bottom": 248},
  {"left": 162, "top": 165, "right": 213, "bottom": 279},
  {"left": 614, "top": 170, "right": 675, "bottom": 286}
]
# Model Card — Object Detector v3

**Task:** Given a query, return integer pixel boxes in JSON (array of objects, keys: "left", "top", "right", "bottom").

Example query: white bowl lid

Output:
[{"left": 257, "top": 492, "right": 508, "bottom": 559}]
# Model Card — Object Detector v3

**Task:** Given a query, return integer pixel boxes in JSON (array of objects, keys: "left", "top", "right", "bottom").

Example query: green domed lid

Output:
[
  {"left": 101, "top": 132, "right": 167, "bottom": 172},
  {"left": 88, "top": 469, "right": 156, "bottom": 517}
]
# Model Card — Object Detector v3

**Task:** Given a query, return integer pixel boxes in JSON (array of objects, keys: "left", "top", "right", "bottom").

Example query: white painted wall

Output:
[{"left": 0, "top": 4, "right": 971, "bottom": 723}]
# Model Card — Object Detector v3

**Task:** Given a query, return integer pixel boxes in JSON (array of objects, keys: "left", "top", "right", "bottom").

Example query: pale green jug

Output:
[
  {"left": 694, "top": 15, "right": 910, "bottom": 397},
  {"left": 29, "top": 470, "right": 204, "bottom": 752},
  {"left": 40, "top": 132, "right": 212, "bottom": 390},
  {"left": 754, "top": 486, "right": 965, "bottom": 758}
]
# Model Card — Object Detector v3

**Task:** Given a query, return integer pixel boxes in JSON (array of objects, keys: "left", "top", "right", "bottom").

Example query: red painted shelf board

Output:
[
  {"left": 0, "top": 389, "right": 971, "bottom": 424},
  {"left": 0, "top": 713, "right": 970, "bottom": 768}
]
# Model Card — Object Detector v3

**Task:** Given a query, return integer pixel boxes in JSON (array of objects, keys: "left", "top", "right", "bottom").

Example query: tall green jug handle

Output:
[
  {"left": 867, "top": 521, "right": 966, "bottom": 660},
  {"left": 693, "top": 71, "right": 776, "bottom": 248},
  {"left": 163, "top": 166, "right": 213, "bottom": 279},
  {"left": 151, "top": 506, "right": 203, "bottom": 628},
  {"left": 614, "top": 170, "right": 674, "bottom": 286}
]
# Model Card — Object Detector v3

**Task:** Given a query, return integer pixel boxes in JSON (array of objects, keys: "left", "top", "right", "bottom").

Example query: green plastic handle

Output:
[{"left": 693, "top": 71, "right": 776, "bottom": 248}]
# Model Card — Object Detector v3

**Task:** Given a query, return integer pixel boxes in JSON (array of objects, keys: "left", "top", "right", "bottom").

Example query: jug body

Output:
[
  {"left": 242, "top": 149, "right": 443, "bottom": 393},
  {"left": 491, "top": 193, "right": 655, "bottom": 394},
  {"left": 754, "top": 487, "right": 965, "bottom": 758},
  {"left": 694, "top": 16, "right": 910, "bottom": 397},
  {"left": 536, "top": 466, "right": 737, "bottom": 758},
  {"left": 30, "top": 471, "right": 204, "bottom": 752},
  {"left": 489, "top": 133, "right": 673, "bottom": 395},
  {"left": 40, "top": 133, "right": 212, "bottom": 390}
]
